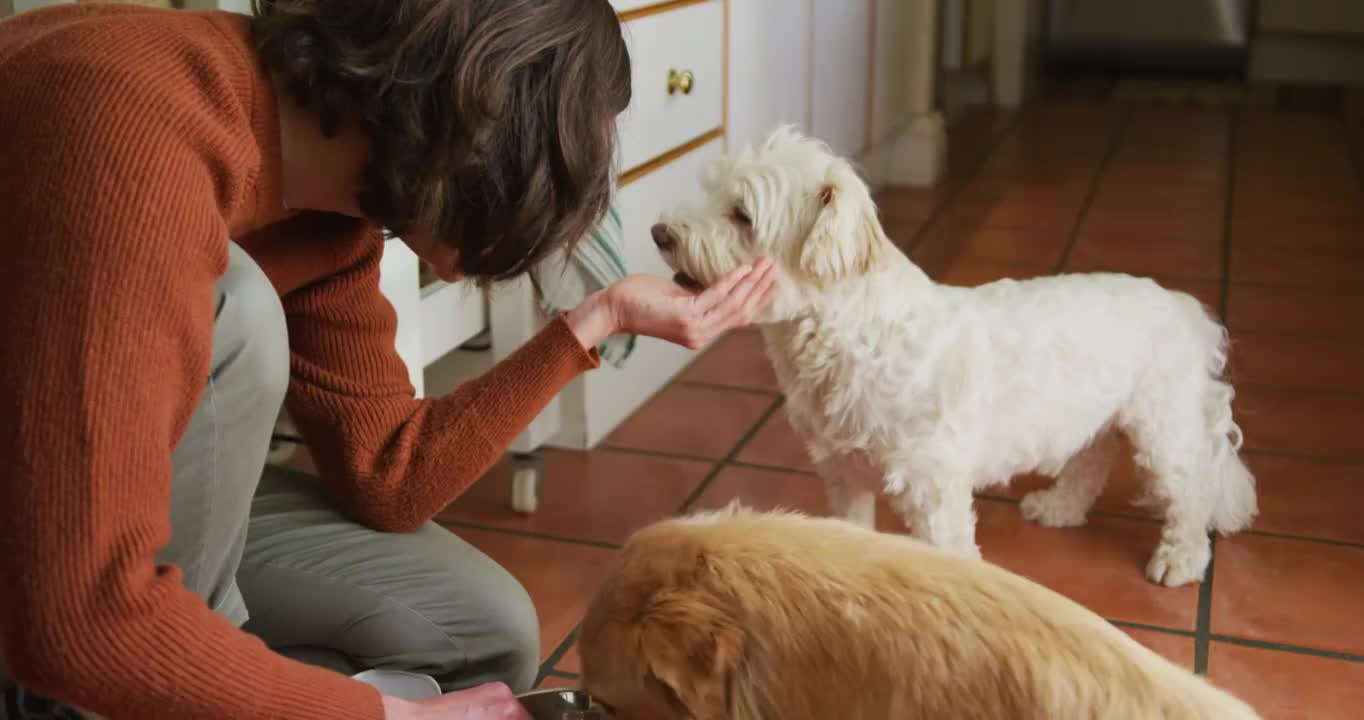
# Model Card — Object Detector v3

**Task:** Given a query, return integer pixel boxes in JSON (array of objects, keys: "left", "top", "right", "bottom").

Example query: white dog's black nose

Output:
[{"left": 651, "top": 223, "right": 676, "bottom": 251}]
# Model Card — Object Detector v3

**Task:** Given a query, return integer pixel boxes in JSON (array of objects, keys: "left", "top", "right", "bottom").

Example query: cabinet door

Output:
[
  {"left": 727, "top": 0, "right": 814, "bottom": 151},
  {"left": 809, "top": 0, "right": 872, "bottom": 158}
]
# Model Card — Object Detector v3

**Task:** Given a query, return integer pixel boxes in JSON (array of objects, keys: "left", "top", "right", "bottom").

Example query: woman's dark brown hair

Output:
[{"left": 251, "top": 0, "right": 631, "bottom": 282}]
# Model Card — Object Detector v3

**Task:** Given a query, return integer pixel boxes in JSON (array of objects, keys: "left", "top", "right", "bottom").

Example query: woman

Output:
[{"left": 0, "top": 1, "right": 774, "bottom": 718}]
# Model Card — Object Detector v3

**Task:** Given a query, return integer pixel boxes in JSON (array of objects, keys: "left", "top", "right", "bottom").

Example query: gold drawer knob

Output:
[{"left": 667, "top": 68, "right": 695, "bottom": 96}]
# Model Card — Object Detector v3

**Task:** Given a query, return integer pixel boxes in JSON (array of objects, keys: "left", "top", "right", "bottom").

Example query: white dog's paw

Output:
[
  {"left": 1145, "top": 537, "right": 1211, "bottom": 587},
  {"left": 1019, "top": 488, "right": 1090, "bottom": 528}
]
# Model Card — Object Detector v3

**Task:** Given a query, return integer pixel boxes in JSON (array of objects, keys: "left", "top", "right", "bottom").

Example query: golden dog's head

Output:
[{"left": 578, "top": 512, "right": 749, "bottom": 720}]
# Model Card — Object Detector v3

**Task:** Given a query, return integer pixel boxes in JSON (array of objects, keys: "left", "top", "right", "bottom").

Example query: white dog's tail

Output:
[{"left": 1180, "top": 294, "right": 1258, "bottom": 535}]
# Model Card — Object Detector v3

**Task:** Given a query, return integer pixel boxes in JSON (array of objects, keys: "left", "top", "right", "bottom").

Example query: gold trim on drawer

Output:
[
  {"left": 619, "top": 127, "right": 725, "bottom": 187},
  {"left": 619, "top": 0, "right": 712, "bottom": 23}
]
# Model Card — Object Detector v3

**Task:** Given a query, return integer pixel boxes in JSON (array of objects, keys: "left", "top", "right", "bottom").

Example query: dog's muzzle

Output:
[
  {"left": 651, "top": 222, "right": 677, "bottom": 251},
  {"left": 651, "top": 223, "right": 706, "bottom": 292}
]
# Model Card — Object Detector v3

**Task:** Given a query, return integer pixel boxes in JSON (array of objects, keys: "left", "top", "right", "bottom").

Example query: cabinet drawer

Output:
[{"left": 617, "top": 0, "right": 725, "bottom": 173}]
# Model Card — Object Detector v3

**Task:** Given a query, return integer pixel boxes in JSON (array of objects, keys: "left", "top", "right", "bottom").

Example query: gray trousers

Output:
[{"left": 163, "top": 243, "right": 539, "bottom": 692}]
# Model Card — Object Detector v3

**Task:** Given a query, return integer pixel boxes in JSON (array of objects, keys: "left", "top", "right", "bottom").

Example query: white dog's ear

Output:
[
  {"left": 637, "top": 590, "right": 743, "bottom": 720},
  {"left": 799, "top": 164, "right": 887, "bottom": 283}
]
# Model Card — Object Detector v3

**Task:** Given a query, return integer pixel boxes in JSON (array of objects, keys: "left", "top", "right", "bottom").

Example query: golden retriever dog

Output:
[{"left": 578, "top": 507, "right": 1258, "bottom": 720}]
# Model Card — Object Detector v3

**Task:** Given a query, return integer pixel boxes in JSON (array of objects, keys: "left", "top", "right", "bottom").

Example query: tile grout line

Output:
[
  {"left": 1194, "top": 106, "right": 1242, "bottom": 678},
  {"left": 675, "top": 396, "right": 788, "bottom": 514},
  {"left": 1193, "top": 535, "right": 1216, "bottom": 675},
  {"left": 1209, "top": 633, "right": 1364, "bottom": 665},
  {"left": 904, "top": 113, "right": 1026, "bottom": 253},
  {"left": 1220, "top": 109, "right": 1240, "bottom": 329},
  {"left": 536, "top": 627, "right": 580, "bottom": 687},
  {"left": 540, "top": 669, "right": 579, "bottom": 680},
  {"left": 1053, "top": 109, "right": 1132, "bottom": 274},
  {"left": 1106, "top": 619, "right": 1197, "bottom": 638}
]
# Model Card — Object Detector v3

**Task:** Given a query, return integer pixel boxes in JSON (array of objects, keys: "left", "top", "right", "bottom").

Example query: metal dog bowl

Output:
[{"left": 516, "top": 687, "right": 613, "bottom": 719}]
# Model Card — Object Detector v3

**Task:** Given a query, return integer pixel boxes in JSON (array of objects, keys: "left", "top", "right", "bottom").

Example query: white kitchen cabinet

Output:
[{"left": 616, "top": 0, "right": 726, "bottom": 171}]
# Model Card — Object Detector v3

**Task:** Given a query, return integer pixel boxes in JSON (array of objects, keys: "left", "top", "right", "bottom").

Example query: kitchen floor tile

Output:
[
  {"left": 734, "top": 409, "right": 817, "bottom": 474},
  {"left": 941, "top": 225, "right": 1070, "bottom": 265},
  {"left": 689, "top": 464, "right": 826, "bottom": 516},
  {"left": 1234, "top": 387, "right": 1364, "bottom": 462},
  {"left": 1209, "top": 642, "right": 1364, "bottom": 720},
  {"left": 936, "top": 259, "right": 1054, "bottom": 287},
  {"left": 605, "top": 384, "right": 776, "bottom": 460},
  {"left": 688, "top": 464, "right": 905, "bottom": 530},
  {"left": 976, "top": 501, "right": 1200, "bottom": 630},
  {"left": 439, "top": 449, "right": 711, "bottom": 546},
  {"left": 679, "top": 330, "right": 781, "bottom": 393},
  {"left": 1090, "top": 180, "right": 1225, "bottom": 215},
  {"left": 1232, "top": 217, "right": 1364, "bottom": 253},
  {"left": 1229, "top": 334, "right": 1364, "bottom": 394},
  {"left": 1227, "top": 286, "right": 1364, "bottom": 340},
  {"left": 938, "top": 198, "right": 1080, "bottom": 233},
  {"left": 457, "top": 528, "right": 617, "bottom": 663},
  {"left": 1212, "top": 534, "right": 1364, "bottom": 656},
  {"left": 1245, "top": 454, "right": 1364, "bottom": 546},
  {"left": 1231, "top": 245, "right": 1364, "bottom": 291},
  {"left": 1076, "top": 208, "right": 1223, "bottom": 244},
  {"left": 1066, "top": 231, "right": 1223, "bottom": 279},
  {"left": 1121, "top": 627, "right": 1195, "bottom": 671}
]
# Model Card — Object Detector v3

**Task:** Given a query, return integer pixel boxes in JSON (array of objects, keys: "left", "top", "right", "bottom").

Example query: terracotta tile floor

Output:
[{"left": 439, "top": 102, "right": 1364, "bottom": 715}]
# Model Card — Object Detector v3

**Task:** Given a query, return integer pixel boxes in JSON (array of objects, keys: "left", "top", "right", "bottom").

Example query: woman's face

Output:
[{"left": 399, "top": 231, "right": 463, "bottom": 282}]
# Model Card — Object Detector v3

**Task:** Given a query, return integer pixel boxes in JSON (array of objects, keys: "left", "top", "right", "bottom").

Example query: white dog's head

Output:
[{"left": 652, "top": 126, "right": 893, "bottom": 322}]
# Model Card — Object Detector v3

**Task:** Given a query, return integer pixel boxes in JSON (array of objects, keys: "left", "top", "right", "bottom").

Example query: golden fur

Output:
[{"left": 579, "top": 507, "right": 1258, "bottom": 720}]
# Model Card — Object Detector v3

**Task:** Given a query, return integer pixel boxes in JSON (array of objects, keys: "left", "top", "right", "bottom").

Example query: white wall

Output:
[
  {"left": 726, "top": 0, "right": 814, "bottom": 151},
  {"left": 808, "top": 0, "right": 872, "bottom": 158}
]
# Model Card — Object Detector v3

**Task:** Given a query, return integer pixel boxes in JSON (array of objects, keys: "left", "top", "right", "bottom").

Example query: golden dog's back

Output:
[{"left": 580, "top": 508, "right": 1259, "bottom": 720}]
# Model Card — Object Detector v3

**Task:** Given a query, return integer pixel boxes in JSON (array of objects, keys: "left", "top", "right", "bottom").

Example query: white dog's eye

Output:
[{"left": 731, "top": 205, "right": 752, "bottom": 227}]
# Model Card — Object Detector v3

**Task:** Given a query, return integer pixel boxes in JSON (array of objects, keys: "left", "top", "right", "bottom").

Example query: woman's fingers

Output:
[
  {"left": 692, "top": 262, "right": 755, "bottom": 313},
  {"left": 705, "top": 260, "right": 774, "bottom": 324},
  {"left": 736, "top": 267, "right": 777, "bottom": 322}
]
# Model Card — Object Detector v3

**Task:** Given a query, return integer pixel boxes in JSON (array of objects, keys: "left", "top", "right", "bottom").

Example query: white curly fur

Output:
[{"left": 654, "top": 127, "right": 1258, "bottom": 587}]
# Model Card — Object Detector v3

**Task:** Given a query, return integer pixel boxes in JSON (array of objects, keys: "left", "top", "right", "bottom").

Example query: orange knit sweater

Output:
[{"left": 0, "top": 5, "right": 597, "bottom": 718}]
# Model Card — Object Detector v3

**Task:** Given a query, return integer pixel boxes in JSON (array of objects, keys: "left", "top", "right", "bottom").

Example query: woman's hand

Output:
[
  {"left": 381, "top": 681, "right": 532, "bottom": 720},
  {"left": 566, "top": 259, "right": 776, "bottom": 352}
]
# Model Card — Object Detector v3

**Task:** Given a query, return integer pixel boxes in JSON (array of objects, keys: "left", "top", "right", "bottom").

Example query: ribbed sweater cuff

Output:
[{"left": 261, "top": 655, "right": 385, "bottom": 720}]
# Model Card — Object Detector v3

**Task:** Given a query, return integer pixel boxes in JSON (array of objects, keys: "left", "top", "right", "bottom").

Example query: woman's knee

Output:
[
  {"left": 242, "top": 517, "right": 542, "bottom": 693},
  {"left": 419, "top": 540, "right": 540, "bottom": 693}
]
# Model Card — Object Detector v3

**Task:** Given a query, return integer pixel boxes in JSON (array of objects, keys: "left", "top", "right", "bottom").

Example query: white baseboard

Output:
[{"left": 858, "top": 111, "right": 949, "bottom": 190}]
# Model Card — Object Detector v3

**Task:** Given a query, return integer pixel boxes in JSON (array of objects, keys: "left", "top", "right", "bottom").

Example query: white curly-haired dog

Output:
[{"left": 651, "top": 127, "right": 1257, "bottom": 587}]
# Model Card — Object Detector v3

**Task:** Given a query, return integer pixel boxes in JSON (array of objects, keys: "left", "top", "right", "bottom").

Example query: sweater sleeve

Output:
[
  {"left": 282, "top": 236, "right": 600, "bottom": 532},
  {"left": 0, "top": 51, "right": 382, "bottom": 720}
]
